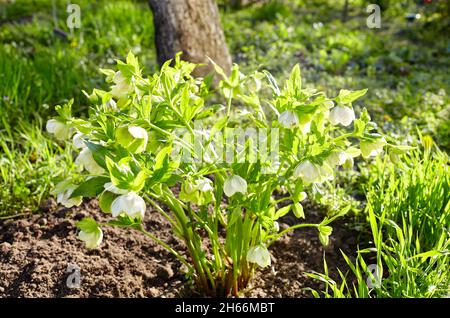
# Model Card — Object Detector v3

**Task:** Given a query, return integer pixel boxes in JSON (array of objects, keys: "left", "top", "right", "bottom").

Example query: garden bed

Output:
[{"left": 0, "top": 199, "right": 356, "bottom": 298}]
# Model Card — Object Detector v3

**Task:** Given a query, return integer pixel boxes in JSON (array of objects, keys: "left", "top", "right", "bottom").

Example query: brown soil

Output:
[{"left": 0, "top": 199, "right": 357, "bottom": 298}]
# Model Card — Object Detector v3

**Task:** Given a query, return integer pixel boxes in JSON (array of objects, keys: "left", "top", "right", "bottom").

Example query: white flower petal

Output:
[
  {"left": 46, "top": 119, "right": 71, "bottom": 140},
  {"left": 326, "top": 151, "right": 348, "bottom": 166},
  {"left": 75, "top": 148, "right": 105, "bottom": 175},
  {"left": 111, "top": 192, "right": 146, "bottom": 219},
  {"left": 72, "top": 132, "right": 85, "bottom": 149},
  {"left": 196, "top": 178, "right": 214, "bottom": 192},
  {"left": 56, "top": 186, "right": 82, "bottom": 208},
  {"left": 223, "top": 175, "right": 247, "bottom": 197},
  {"left": 128, "top": 126, "right": 148, "bottom": 139},
  {"left": 361, "top": 138, "right": 386, "bottom": 158}
]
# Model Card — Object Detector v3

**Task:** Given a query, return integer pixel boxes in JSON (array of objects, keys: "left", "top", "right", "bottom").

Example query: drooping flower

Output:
[
  {"left": 246, "top": 245, "right": 271, "bottom": 268},
  {"left": 293, "top": 160, "right": 321, "bottom": 184},
  {"left": 329, "top": 106, "right": 355, "bottom": 126},
  {"left": 72, "top": 132, "right": 85, "bottom": 149},
  {"left": 361, "top": 137, "right": 386, "bottom": 158},
  {"left": 299, "top": 120, "right": 311, "bottom": 134},
  {"left": 111, "top": 192, "right": 146, "bottom": 219},
  {"left": 46, "top": 119, "right": 71, "bottom": 140},
  {"left": 78, "top": 228, "right": 103, "bottom": 249},
  {"left": 279, "top": 110, "right": 299, "bottom": 129},
  {"left": 56, "top": 185, "right": 82, "bottom": 208},
  {"left": 75, "top": 147, "right": 105, "bottom": 175},
  {"left": 111, "top": 71, "right": 133, "bottom": 99},
  {"left": 223, "top": 175, "right": 247, "bottom": 197},
  {"left": 116, "top": 125, "right": 148, "bottom": 154}
]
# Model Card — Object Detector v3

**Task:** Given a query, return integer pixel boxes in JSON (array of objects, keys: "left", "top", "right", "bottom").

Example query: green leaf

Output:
[
  {"left": 70, "top": 176, "right": 110, "bottom": 198},
  {"left": 76, "top": 217, "right": 99, "bottom": 233}
]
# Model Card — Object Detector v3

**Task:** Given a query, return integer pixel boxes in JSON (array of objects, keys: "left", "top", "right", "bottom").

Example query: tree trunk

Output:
[{"left": 148, "top": 0, "right": 232, "bottom": 77}]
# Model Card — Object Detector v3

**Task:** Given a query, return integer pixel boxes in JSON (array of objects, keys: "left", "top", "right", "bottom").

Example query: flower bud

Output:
[{"left": 111, "top": 192, "right": 146, "bottom": 219}]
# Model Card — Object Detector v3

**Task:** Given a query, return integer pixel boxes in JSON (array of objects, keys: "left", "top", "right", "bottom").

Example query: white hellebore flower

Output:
[
  {"left": 223, "top": 175, "right": 247, "bottom": 197},
  {"left": 246, "top": 245, "right": 271, "bottom": 268},
  {"left": 56, "top": 186, "right": 82, "bottom": 208},
  {"left": 72, "top": 132, "right": 85, "bottom": 149},
  {"left": 46, "top": 119, "right": 71, "bottom": 140},
  {"left": 294, "top": 160, "right": 321, "bottom": 184},
  {"left": 75, "top": 147, "right": 105, "bottom": 175},
  {"left": 361, "top": 137, "right": 387, "bottom": 158},
  {"left": 78, "top": 228, "right": 103, "bottom": 249},
  {"left": 329, "top": 106, "right": 355, "bottom": 126},
  {"left": 111, "top": 192, "right": 146, "bottom": 219},
  {"left": 104, "top": 182, "right": 129, "bottom": 195},
  {"left": 279, "top": 110, "right": 299, "bottom": 129},
  {"left": 111, "top": 71, "right": 133, "bottom": 99}
]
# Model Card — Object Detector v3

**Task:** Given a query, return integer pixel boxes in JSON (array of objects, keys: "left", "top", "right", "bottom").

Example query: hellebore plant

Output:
[{"left": 47, "top": 52, "right": 393, "bottom": 296}]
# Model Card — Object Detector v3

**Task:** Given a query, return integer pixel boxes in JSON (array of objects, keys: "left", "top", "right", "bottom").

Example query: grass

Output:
[{"left": 308, "top": 135, "right": 450, "bottom": 297}]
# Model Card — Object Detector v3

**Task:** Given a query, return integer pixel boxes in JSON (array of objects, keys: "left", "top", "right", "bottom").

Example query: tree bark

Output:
[{"left": 148, "top": 0, "right": 232, "bottom": 77}]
